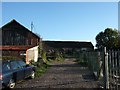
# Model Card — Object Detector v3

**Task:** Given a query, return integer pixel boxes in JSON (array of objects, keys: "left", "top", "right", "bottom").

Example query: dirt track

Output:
[{"left": 15, "top": 58, "right": 99, "bottom": 88}]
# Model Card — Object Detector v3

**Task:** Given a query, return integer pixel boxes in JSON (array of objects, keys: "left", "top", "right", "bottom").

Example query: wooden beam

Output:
[{"left": 0, "top": 45, "right": 34, "bottom": 50}]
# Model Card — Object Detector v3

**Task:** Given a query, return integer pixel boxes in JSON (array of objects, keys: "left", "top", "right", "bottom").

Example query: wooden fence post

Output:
[{"left": 104, "top": 47, "right": 109, "bottom": 89}]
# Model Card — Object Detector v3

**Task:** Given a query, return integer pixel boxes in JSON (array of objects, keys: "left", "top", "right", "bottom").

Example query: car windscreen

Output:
[
  {"left": 17, "top": 60, "right": 26, "bottom": 67},
  {"left": 10, "top": 61, "right": 21, "bottom": 70}
]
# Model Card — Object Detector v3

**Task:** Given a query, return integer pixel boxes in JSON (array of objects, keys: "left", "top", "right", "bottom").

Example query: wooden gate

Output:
[
  {"left": 84, "top": 47, "right": 120, "bottom": 89},
  {"left": 107, "top": 49, "right": 120, "bottom": 90}
]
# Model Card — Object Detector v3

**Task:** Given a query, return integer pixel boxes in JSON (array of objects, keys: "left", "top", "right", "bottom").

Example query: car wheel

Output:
[
  {"left": 8, "top": 79, "right": 16, "bottom": 88},
  {"left": 30, "top": 71, "right": 35, "bottom": 79}
]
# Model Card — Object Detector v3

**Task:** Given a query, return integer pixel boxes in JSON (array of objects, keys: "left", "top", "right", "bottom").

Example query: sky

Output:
[{"left": 2, "top": 2, "right": 118, "bottom": 47}]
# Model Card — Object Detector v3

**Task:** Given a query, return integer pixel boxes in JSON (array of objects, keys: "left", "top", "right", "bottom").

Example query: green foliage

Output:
[
  {"left": 75, "top": 52, "right": 88, "bottom": 67},
  {"left": 55, "top": 52, "right": 64, "bottom": 61},
  {"left": 95, "top": 28, "right": 119, "bottom": 49},
  {"left": 41, "top": 50, "right": 47, "bottom": 63},
  {"left": 34, "top": 49, "right": 65, "bottom": 77},
  {"left": 76, "top": 57, "right": 88, "bottom": 67},
  {"left": 31, "top": 57, "right": 48, "bottom": 77},
  {"left": 35, "top": 63, "right": 48, "bottom": 77},
  {"left": 38, "top": 41, "right": 43, "bottom": 57},
  {"left": 33, "top": 50, "right": 64, "bottom": 77},
  {"left": 46, "top": 59, "right": 54, "bottom": 64}
]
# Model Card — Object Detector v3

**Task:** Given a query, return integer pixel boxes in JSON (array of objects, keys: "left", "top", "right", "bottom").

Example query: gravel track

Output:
[{"left": 15, "top": 58, "right": 99, "bottom": 88}]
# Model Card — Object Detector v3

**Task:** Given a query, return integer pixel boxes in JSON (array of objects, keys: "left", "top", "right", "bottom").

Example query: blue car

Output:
[{"left": 0, "top": 60, "right": 36, "bottom": 88}]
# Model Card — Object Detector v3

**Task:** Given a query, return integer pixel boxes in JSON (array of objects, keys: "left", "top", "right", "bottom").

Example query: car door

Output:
[
  {"left": 2, "top": 62, "right": 12, "bottom": 85},
  {"left": 17, "top": 60, "right": 32, "bottom": 78},
  {"left": 10, "top": 61, "right": 24, "bottom": 81},
  {"left": 24, "top": 64, "right": 33, "bottom": 78}
]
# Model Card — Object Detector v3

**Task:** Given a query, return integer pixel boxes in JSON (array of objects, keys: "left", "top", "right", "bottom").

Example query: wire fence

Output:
[{"left": 78, "top": 49, "right": 120, "bottom": 89}]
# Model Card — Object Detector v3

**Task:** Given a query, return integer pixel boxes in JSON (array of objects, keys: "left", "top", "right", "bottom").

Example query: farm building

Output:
[
  {"left": 43, "top": 41, "right": 94, "bottom": 51},
  {"left": 0, "top": 19, "right": 41, "bottom": 63},
  {"left": 43, "top": 40, "right": 94, "bottom": 57}
]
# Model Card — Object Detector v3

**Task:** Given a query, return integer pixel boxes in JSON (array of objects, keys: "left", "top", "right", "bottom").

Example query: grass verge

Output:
[
  {"left": 35, "top": 63, "right": 49, "bottom": 77},
  {"left": 34, "top": 54, "right": 65, "bottom": 77},
  {"left": 75, "top": 58, "right": 88, "bottom": 67}
]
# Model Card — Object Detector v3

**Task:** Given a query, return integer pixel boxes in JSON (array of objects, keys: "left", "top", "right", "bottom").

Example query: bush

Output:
[
  {"left": 75, "top": 52, "right": 88, "bottom": 67},
  {"left": 55, "top": 52, "right": 64, "bottom": 61},
  {"left": 30, "top": 57, "right": 49, "bottom": 77},
  {"left": 35, "top": 64, "right": 48, "bottom": 77},
  {"left": 41, "top": 51, "right": 47, "bottom": 63}
]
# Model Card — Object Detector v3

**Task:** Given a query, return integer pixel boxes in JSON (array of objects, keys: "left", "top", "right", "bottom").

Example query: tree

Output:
[{"left": 95, "top": 28, "right": 119, "bottom": 49}]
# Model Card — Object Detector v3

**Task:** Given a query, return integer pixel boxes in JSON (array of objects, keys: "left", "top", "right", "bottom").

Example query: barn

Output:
[
  {"left": 43, "top": 40, "right": 94, "bottom": 57},
  {"left": 0, "top": 19, "right": 40, "bottom": 63}
]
